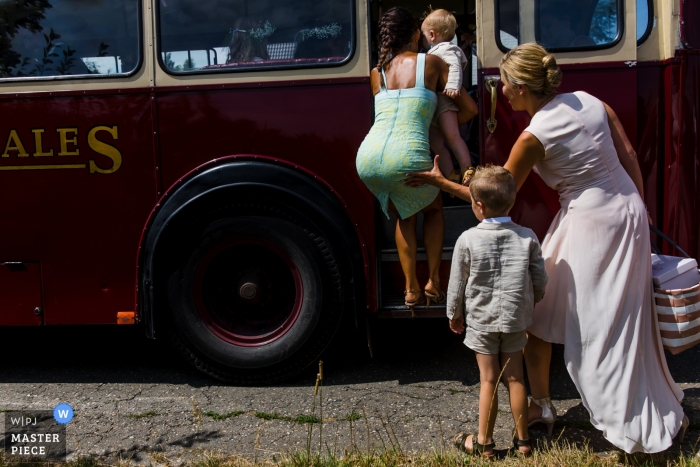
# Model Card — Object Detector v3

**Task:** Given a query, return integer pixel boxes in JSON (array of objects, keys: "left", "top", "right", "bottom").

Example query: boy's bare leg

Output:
[
  {"left": 501, "top": 351, "right": 530, "bottom": 453},
  {"left": 523, "top": 333, "right": 552, "bottom": 423},
  {"left": 429, "top": 124, "right": 455, "bottom": 177},
  {"left": 474, "top": 352, "right": 500, "bottom": 449},
  {"left": 438, "top": 110, "right": 472, "bottom": 171},
  {"left": 421, "top": 194, "right": 444, "bottom": 295}
]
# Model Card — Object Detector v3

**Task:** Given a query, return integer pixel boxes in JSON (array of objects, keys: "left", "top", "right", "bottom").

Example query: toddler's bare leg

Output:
[
  {"left": 501, "top": 351, "right": 530, "bottom": 453},
  {"left": 428, "top": 124, "right": 454, "bottom": 177},
  {"left": 475, "top": 352, "right": 500, "bottom": 447},
  {"left": 438, "top": 110, "right": 472, "bottom": 170}
]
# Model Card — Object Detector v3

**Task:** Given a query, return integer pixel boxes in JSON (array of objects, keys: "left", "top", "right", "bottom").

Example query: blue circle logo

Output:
[{"left": 53, "top": 403, "right": 74, "bottom": 424}]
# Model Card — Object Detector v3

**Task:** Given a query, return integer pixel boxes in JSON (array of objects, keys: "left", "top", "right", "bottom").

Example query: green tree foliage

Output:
[
  {"left": 0, "top": 0, "right": 52, "bottom": 76},
  {"left": 589, "top": 0, "right": 618, "bottom": 44}
]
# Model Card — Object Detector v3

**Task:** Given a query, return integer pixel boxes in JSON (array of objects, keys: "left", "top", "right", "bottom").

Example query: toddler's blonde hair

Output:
[
  {"left": 499, "top": 42, "right": 562, "bottom": 97},
  {"left": 470, "top": 165, "right": 516, "bottom": 215},
  {"left": 423, "top": 9, "right": 457, "bottom": 40}
]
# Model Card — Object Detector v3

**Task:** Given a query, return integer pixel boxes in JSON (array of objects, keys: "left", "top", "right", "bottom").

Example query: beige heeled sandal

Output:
[
  {"left": 424, "top": 280, "right": 446, "bottom": 308},
  {"left": 528, "top": 397, "right": 557, "bottom": 438}
]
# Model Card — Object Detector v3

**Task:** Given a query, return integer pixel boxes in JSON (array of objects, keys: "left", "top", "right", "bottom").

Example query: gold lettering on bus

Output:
[
  {"left": 31, "top": 129, "right": 54, "bottom": 157},
  {"left": 57, "top": 128, "right": 79, "bottom": 156},
  {"left": 88, "top": 126, "right": 122, "bottom": 174},
  {"left": 2, "top": 130, "right": 29, "bottom": 158}
]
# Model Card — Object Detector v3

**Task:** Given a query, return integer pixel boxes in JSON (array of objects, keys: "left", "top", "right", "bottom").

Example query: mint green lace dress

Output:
[{"left": 356, "top": 54, "right": 439, "bottom": 219}]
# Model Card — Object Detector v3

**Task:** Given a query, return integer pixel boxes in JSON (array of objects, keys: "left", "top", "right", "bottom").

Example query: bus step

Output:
[{"left": 377, "top": 296, "right": 446, "bottom": 319}]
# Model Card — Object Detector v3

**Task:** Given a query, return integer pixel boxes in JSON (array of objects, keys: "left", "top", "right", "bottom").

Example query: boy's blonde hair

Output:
[
  {"left": 423, "top": 9, "right": 457, "bottom": 39},
  {"left": 470, "top": 165, "right": 516, "bottom": 215}
]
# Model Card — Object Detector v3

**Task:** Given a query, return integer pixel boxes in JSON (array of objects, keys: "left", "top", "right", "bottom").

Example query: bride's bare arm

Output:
[
  {"left": 403, "top": 156, "right": 472, "bottom": 201},
  {"left": 503, "top": 132, "right": 545, "bottom": 191}
]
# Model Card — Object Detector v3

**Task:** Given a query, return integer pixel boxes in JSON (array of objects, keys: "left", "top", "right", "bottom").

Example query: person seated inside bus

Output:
[
  {"left": 539, "top": 5, "right": 595, "bottom": 48},
  {"left": 226, "top": 17, "right": 271, "bottom": 63}
]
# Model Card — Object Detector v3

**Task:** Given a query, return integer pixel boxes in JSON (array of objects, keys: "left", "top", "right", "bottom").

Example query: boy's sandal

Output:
[
  {"left": 512, "top": 437, "right": 532, "bottom": 457},
  {"left": 452, "top": 433, "right": 495, "bottom": 458}
]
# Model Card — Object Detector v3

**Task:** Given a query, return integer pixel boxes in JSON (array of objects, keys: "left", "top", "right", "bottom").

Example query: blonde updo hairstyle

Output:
[{"left": 499, "top": 43, "right": 562, "bottom": 97}]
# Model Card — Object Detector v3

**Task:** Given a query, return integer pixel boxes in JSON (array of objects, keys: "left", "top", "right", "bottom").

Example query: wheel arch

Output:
[{"left": 138, "top": 157, "right": 369, "bottom": 339}]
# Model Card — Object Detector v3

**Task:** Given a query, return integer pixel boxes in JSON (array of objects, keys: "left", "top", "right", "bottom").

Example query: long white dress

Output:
[{"left": 526, "top": 91, "right": 685, "bottom": 454}]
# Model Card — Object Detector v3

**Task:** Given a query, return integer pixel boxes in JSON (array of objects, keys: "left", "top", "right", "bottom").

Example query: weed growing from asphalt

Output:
[
  {"left": 343, "top": 412, "right": 362, "bottom": 422},
  {"left": 205, "top": 411, "right": 245, "bottom": 421}
]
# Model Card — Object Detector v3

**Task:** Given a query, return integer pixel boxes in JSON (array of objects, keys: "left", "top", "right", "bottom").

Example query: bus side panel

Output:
[
  {"left": 0, "top": 93, "right": 157, "bottom": 325},
  {"left": 154, "top": 80, "right": 377, "bottom": 308},
  {"left": 666, "top": 53, "right": 700, "bottom": 258},
  {"left": 481, "top": 65, "right": 637, "bottom": 241},
  {"left": 636, "top": 62, "right": 665, "bottom": 230}
]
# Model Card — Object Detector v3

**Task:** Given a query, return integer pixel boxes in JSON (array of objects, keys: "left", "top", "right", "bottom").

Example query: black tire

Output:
[{"left": 168, "top": 214, "right": 344, "bottom": 385}]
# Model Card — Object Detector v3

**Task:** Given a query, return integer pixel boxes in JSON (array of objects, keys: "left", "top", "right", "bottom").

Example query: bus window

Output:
[
  {"left": 637, "top": 0, "right": 653, "bottom": 45},
  {"left": 496, "top": 0, "right": 624, "bottom": 52},
  {"left": 0, "top": 0, "right": 140, "bottom": 79},
  {"left": 496, "top": 0, "right": 520, "bottom": 52},
  {"left": 536, "top": 0, "right": 623, "bottom": 50},
  {"left": 157, "top": 0, "right": 354, "bottom": 74}
]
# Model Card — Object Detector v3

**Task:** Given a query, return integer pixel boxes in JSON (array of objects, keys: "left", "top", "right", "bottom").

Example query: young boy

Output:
[
  {"left": 447, "top": 165, "right": 547, "bottom": 457},
  {"left": 421, "top": 9, "right": 472, "bottom": 184}
]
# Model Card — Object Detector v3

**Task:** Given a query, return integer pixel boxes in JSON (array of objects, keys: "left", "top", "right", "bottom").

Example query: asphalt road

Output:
[{"left": 1, "top": 319, "right": 699, "bottom": 464}]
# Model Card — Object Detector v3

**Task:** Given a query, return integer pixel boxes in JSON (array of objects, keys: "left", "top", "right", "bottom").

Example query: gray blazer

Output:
[{"left": 446, "top": 221, "right": 548, "bottom": 333}]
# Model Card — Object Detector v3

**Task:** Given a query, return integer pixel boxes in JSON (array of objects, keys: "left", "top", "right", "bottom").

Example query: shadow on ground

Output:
[{"left": 0, "top": 318, "right": 698, "bottom": 391}]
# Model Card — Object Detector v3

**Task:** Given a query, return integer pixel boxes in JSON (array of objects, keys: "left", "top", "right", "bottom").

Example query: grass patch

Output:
[
  {"left": 205, "top": 410, "right": 245, "bottom": 421},
  {"left": 254, "top": 412, "right": 320, "bottom": 424},
  {"left": 343, "top": 412, "right": 363, "bottom": 422},
  {"left": 2, "top": 442, "right": 700, "bottom": 467},
  {"left": 126, "top": 410, "right": 158, "bottom": 419}
]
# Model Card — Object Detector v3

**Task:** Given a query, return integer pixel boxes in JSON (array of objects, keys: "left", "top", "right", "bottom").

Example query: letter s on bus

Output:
[{"left": 88, "top": 126, "right": 122, "bottom": 174}]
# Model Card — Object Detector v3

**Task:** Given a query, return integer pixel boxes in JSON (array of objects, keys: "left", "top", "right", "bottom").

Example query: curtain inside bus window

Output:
[
  {"left": 496, "top": 0, "right": 520, "bottom": 51},
  {"left": 0, "top": 0, "right": 140, "bottom": 79},
  {"left": 535, "top": 0, "right": 623, "bottom": 51},
  {"left": 157, "top": 0, "right": 354, "bottom": 73}
]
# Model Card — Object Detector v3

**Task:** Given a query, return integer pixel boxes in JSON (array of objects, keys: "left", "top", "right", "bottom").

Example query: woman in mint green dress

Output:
[{"left": 356, "top": 7, "right": 477, "bottom": 308}]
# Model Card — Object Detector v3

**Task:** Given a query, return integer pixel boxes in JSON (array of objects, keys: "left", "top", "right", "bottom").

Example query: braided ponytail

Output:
[{"left": 376, "top": 7, "right": 419, "bottom": 88}]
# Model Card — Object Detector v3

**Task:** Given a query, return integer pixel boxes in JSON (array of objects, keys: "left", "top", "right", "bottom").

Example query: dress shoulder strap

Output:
[
  {"left": 415, "top": 53, "right": 426, "bottom": 88},
  {"left": 380, "top": 67, "right": 388, "bottom": 91}
]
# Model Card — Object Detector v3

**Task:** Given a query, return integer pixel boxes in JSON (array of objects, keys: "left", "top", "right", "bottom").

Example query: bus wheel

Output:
[{"left": 168, "top": 216, "right": 344, "bottom": 385}]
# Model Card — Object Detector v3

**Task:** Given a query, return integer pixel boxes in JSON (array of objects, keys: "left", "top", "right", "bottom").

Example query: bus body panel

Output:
[{"left": 0, "top": 93, "right": 157, "bottom": 324}]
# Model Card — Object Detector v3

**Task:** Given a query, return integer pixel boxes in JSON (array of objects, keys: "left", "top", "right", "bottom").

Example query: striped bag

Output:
[
  {"left": 650, "top": 224, "right": 700, "bottom": 354},
  {"left": 655, "top": 283, "right": 700, "bottom": 354}
]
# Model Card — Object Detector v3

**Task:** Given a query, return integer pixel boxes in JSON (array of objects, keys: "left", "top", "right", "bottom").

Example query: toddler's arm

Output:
[
  {"left": 447, "top": 235, "right": 470, "bottom": 333},
  {"left": 529, "top": 238, "right": 548, "bottom": 303},
  {"left": 441, "top": 45, "right": 467, "bottom": 97}
]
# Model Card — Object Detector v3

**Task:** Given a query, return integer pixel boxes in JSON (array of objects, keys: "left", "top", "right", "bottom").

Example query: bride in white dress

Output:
[{"left": 405, "top": 43, "right": 687, "bottom": 454}]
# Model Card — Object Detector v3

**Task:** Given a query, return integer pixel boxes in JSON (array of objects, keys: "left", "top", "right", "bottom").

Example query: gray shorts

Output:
[{"left": 464, "top": 327, "right": 527, "bottom": 355}]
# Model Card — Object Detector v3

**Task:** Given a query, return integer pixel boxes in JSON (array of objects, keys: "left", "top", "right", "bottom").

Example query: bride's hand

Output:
[{"left": 403, "top": 155, "right": 446, "bottom": 188}]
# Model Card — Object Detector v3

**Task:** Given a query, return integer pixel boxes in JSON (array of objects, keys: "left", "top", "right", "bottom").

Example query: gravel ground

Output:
[{"left": 1, "top": 320, "right": 699, "bottom": 464}]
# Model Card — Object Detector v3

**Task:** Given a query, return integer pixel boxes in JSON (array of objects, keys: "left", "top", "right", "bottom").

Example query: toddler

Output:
[
  {"left": 447, "top": 165, "right": 547, "bottom": 457},
  {"left": 421, "top": 9, "right": 472, "bottom": 184}
]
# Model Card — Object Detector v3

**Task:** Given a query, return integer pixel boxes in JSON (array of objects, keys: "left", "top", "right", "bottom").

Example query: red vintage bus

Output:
[{"left": 0, "top": 0, "right": 697, "bottom": 383}]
